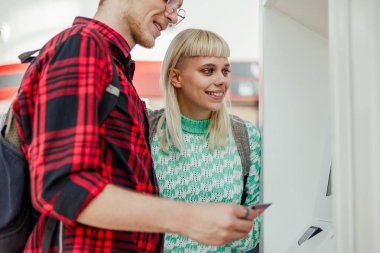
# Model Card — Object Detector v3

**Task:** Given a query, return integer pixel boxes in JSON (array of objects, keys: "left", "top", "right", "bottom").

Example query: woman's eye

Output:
[
  {"left": 222, "top": 69, "right": 231, "bottom": 76},
  {"left": 202, "top": 68, "right": 213, "bottom": 74}
]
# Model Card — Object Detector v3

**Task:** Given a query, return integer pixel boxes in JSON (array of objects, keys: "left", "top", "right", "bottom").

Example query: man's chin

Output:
[
  {"left": 139, "top": 43, "right": 155, "bottom": 49},
  {"left": 136, "top": 37, "right": 155, "bottom": 49}
]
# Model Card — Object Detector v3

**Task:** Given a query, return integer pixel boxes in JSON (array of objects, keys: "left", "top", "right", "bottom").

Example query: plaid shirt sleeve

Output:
[{"left": 15, "top": 33, "right": 114, "bottom": 226}]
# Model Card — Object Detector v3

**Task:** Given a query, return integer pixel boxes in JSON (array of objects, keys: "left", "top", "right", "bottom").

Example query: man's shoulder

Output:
[
  {"left": 69, "top": 24, "right": 106, "bottom": 43},
  {"left": 40, "top": 21, "right": 108, "bottom": 56}
]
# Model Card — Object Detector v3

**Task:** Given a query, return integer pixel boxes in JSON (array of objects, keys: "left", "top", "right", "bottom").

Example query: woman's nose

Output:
[{"left": 214, "top": 73, "right": 229, "bottom": 86}]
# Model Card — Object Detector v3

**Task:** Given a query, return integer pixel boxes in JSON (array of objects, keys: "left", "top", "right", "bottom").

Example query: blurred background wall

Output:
[{"left": 0, "top": 0, "right": 260, "bottom": 124}]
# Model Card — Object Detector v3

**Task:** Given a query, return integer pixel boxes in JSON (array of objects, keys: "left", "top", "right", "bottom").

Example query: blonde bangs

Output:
[{"left": 180, "top": 30, "right": 230, "bottom": 58}]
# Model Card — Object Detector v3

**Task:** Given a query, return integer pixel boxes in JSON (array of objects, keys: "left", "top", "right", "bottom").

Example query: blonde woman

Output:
[{"left": 149, "top": 28, "right": 261, "bottom": 252}]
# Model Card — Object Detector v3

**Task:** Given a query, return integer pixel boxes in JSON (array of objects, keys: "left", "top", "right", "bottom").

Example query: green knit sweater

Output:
[{"left": 150, "top": 114, "right": 261, "bottom": 253}]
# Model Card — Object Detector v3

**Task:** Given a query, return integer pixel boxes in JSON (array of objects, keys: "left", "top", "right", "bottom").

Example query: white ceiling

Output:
[{"left": 264, "top": 0, "right": 329, "bottom": 38}]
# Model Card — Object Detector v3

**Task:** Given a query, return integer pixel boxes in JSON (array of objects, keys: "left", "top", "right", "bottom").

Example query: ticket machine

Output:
[
  {"left": 286, "top": 138, "right": 334, "bottom": 253},
  {"left": 260, "top": 0, "right": 334, "bottom": 252}
]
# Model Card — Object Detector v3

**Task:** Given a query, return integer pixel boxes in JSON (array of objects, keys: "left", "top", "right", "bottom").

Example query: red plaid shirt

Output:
[{"left": 13, "top": 17, "right": 163, "bottom": 253}]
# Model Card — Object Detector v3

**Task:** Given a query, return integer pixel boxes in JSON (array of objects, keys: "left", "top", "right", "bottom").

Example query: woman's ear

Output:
[{"left": 170, "top": 69, "right": 182, "bottom": 88}]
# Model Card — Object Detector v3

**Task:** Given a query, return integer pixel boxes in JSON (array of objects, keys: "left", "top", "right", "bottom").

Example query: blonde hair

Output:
[{"left": 158, "top": 28, "right": 232, "bottom": 152}]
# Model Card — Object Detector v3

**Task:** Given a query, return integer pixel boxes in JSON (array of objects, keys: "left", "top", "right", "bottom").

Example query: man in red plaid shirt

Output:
[{"left": 12, "top": 0, "right": 258, "bottom": 252}]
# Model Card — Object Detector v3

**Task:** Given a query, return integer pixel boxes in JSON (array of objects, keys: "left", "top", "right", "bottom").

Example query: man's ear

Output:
[{"left": 170, "top": 69, "right": 182, "bottom": 88}]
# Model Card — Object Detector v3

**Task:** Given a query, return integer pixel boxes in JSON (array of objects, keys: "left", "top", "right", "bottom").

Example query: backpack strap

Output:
[
  {"left": 98, "top": 51, "right": 121, "bottom": 125},
  {"left": 18, "top": 49, "right": 40, "bottom": 64},
  {"left": 149, "top": 108, "right": 165, "bottom": 143},
  {"left": 230, "top": 115, "right": 250, "bottom": 177},
  {"left": 230, "top": 115, "right": 250, "bottom": 205}
]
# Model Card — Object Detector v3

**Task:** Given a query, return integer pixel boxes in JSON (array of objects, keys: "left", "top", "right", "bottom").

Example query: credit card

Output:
[{"left": 249, "top": 203, "right": 272, "bottom": 215}]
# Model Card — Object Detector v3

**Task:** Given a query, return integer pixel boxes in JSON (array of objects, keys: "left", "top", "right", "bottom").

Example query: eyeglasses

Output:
[{"left": 165, "top": 0, "right": 186, "bottom": 25}]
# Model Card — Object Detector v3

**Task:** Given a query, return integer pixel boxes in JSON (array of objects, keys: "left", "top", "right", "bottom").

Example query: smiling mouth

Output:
[
  {"left": 154, "top": 22, "right": 164, "bottom": 32},
  {"left": 205, "top": 91, "right": 225, "bottom": 97}
]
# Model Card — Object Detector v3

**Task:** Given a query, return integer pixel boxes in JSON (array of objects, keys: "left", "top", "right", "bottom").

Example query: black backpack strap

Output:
[
  {"left": 18, "top": 49, "right": 40, "bottom": 64},
  {"left": 98, "top": 51, "right": 122, "bottom": 125},
  {"left": 229, "top": 115, "right": 251, "bottom": 205},
  {"left": 41, "top": 216, "right": 58, "bottom": 253},
  {"left": 149, "top": 108, "right": 165, "bottom": 143}
]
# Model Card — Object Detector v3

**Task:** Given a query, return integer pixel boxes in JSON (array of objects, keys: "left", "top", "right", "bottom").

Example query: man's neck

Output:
[{"left": 93, "top": 8, "right": 135, "bottom": 49}]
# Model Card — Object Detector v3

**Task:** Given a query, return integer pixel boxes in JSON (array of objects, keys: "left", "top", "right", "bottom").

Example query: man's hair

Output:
[{"left": 158, "top": 28, "right": 232, "bottom": 152}]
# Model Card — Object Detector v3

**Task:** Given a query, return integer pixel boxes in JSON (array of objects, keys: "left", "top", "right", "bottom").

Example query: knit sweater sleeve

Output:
[{"left": 226, "top": 120, "right": 261, "bottom": 251}]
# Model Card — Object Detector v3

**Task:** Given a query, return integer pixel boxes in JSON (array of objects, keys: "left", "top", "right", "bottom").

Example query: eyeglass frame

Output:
[{"left": 165, "top": 0, "right": 186, "bottom": 25}]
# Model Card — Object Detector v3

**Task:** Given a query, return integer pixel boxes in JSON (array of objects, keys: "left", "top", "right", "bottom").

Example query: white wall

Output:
[
  {"left": 260, "top": 6, "right": 329, "bottom": 253},
  {"left": 330, "top": 0, "right": 380, "bottom": 252},
  {"left": 134, "top": 0, "right": 259, "bottom": 61},
  {"left": 0, "top": 0, "right": 259, "bottom": 64}
]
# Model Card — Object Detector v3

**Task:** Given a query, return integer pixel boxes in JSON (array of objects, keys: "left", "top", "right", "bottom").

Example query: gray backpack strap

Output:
[
  {"left": 149, "top": 108, "right": 165, "bottom": 143},
  {"left": 230, "top": 115, "right": 250, "bottom": 177},
  {"left": 230, "top": 115, "right": 251, "bottom": 205}
]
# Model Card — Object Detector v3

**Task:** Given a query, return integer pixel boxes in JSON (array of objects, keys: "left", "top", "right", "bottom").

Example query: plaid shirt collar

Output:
[{"left": 73, "top": 16, "right": 132, "bottom": 60}]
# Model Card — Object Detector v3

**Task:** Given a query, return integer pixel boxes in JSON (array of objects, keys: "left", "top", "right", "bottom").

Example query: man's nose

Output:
[{"left": 165, "top": 9, "right": 178, "bottom": 24}]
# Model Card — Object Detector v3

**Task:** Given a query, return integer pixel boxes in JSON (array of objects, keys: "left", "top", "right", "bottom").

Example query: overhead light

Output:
[{"left": 0, "top": 22, "right": 11, "bottom": 43}]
